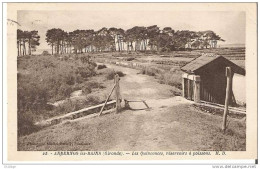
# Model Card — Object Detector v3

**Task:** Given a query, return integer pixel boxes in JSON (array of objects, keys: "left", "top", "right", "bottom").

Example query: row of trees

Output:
[
  {"left": 17, "top": 29, "right": 40, "bottom": 56},
  {"left": 16, "top": 26, "right": 223, "bottom": 56},
  {"left": 45, "top": 28, "right": 119, "bottom": 55},
  {"left": 17, "top": 26, "right": 224, "bottom": 56},
  {"left": 45, "top": 26, "right": 224, "bottom": 54},
  {"left": 46, "top": 25, "right": 224, "bottom": 54}
]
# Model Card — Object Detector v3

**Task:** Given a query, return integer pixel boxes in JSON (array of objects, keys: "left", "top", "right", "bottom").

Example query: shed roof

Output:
[{"left": 181, "top": 54, "right": 245, "bottom": 75}]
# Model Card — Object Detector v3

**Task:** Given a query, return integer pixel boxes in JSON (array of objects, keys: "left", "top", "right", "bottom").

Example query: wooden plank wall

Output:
[{"left": 200, "top": 82, "right": 218, "bottom": 103}]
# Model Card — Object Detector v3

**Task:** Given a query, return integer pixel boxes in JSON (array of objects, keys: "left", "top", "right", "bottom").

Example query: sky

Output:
[{"left": 17, "top": 10, "right": 246, "bottom": 50}]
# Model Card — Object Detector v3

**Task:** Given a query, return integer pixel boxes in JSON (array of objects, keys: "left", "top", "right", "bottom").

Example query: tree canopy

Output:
[
  {"left": 17, "top": 29, "right": 40, "bottom": 56},
  {"left": 18, "top": 26, "right": 224, "bottom": 56}
]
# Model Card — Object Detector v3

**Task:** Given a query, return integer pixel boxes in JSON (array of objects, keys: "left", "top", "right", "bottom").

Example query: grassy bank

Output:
[
  {"left": 140, "top": 66, "right": 182, "bottom": 92},
  {"left": 17, "top": 54, "right": 122, "bottom": 136},
  {"left": 18, "top": 103, "right": 245, "bottom": 151}
]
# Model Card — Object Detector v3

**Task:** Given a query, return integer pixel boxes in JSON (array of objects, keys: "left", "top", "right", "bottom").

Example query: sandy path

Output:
[
  {"left": 103, "top": 64, "right": 193, "bottom": 150},
  {"left": 105, "top": 63, "right": 177, "bottom": 100}
]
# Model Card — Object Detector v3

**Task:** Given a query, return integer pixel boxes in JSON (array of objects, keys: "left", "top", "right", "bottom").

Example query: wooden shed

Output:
[{"left": 181, "top": 54, "right": 245, "bottom": 104}]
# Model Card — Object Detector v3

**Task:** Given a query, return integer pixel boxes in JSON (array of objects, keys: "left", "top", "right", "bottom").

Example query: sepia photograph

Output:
[{"left": 3, "top": 2, "right": 258, "bottom": 163}]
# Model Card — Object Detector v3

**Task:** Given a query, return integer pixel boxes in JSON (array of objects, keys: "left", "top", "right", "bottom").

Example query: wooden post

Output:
[
  {"left": 182, "top": 73, "right": 189, "bottom": 99},
  {"left": 222, "top": 67, "right": 232, "bottom": 132},
  {"left": 187, "top": 79, "right": 190, "bottom": 100},
  {"left": 124, "top": 99, "right": 130, "bottom": 109},
  {"left": 142, "top": 100, "right": 150, "bottom": 109},
  {"left": 115, "top": 74, "right": 121, "bottom": 113},
  {"left": 182, "top": 77, "right": 185, "bottom": 97},
  {"left": 193, "top": 75, "right": 201, "bottom": 103},
  {"left": 99, "top": 84, "right": 116, "bottom": 116}
]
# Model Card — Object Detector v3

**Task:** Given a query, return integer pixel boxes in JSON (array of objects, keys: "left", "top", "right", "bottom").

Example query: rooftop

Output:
[{"left": 181, "top": 53, "right": 245, "bottom": 75}]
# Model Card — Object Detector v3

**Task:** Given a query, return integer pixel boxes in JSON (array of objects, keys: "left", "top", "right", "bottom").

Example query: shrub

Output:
[
  {"left": 82, "top": 85, "right": 92, "bottom": 94},
  {"left": 76, "top": 66, "right": 96, "bottom": 78},
  {"left": 106, "top": 70, "right": 125, "bottom": 80},
  {"left": 42, "top": 50, "right": 50, "bottom": 55},
  {"left": 59, "top": 84, "right": 74, "bottom": 97},
  {"left": 85, "top": 95, "right": 100, "bottom": 105},
  {"left": 17, "top": 82, "right": 48, "bottom": 136},
  {"left": 17, "top": 55, "right": 97, "bottom": 136},
  {"left": 80, "top": 55, "right": 90, "bottom": 63},
  {"left": 140, "top": 67, "right": 162, "bottom": 76},
  {"left": 126, "top": 57, "right": 135, "bottom": 61},
  {"left": 52, "top": 95, "right": 101, "bottom": 117},
  {"left": 18, "top": 111, "right": 42, "bottom": 136},
  {"left": 63, "top": 55, "right": 69, "bottom": 61},
  {"left": 54, "top": 53, "right": 60, "bottom": 57},
  {"left": 97, "top": 64, "right": 107, "bottom": 69},
  {"left": 82, "top": 81, "right": 105, "bottom": 94},
  {"left": 116, "top": 71, "right": 125, "bottom": 77},
  {"left": 106, "top": 71, "right": 115, "bottom": 80},
  {"left": 64, "top": 74, "right": 76, "bottom": 85},
  {"left": 140, "top": 66, "right": 182, "bottom": 90},
  {"left": 157, "top": 71, "right": 182, "bottom": 90},
  {"left": 18, "top": 82, "right": 49, "bottom": 114}
]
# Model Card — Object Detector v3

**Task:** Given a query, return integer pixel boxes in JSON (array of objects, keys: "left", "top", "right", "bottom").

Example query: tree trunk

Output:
[
  {"left": 118, "top": 40, "right": 121, "bottom": 52},
  {"left": 144, "top": 39, "right": 147, "bottom": 51},
  {"left": 19, "top": 41, "right": 21, "bottom": 56},
  {"left": 19, "top": 41, "right": 22, "bottom": 56},
  {"left": 129, "top": 42, "right": 131, "bottom": 52},
  {"left": 17, "top": 41, "right": 19, "bottom": 56},
  {"left": 127, "top": 42, "right": 129, "bottom": 53},
  {"left": 60, "top": 41, "right": 63, "bottom": 54},
  {"left": 120, "top": 39, "right": 123, "bottom": 51},
  {"left": 23, "top": 40, "right": 26, "bottom": 55},
  {"left": 22, "top": 40, "right": 24, "bottom": 55},
  {"left": 57, "top": 40, "right": 60, "bottom": 54},
  {"left": 61, "top": 41, "right": 63, "bottom": 54},
  {"left": 117, "top": 35, "right": 121, "bottom": 52},
  {"left": 63, "top": 41, "right": 65, "bottom": 54},
  {"left": 62, "top": 41, "right": 64, "bottom": 54},
  {"left": 28, "top": 39, "right": 31, "bottom": 55},
  {"left": 51, "top": 43, "right": 53, "bottom": 55}
]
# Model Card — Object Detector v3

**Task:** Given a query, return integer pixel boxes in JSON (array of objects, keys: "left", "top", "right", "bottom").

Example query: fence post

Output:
[
  {"left": 115, "top": 74, "right": 121, "bottom": 113},
  {"left": 99, "top": 84, "right": 116, "bottom": 116},
  {"left": 222, "top": 67, "right": 232, "bottom": 132},
  {"left": 182, "top": 77, "right": 185, "bottom": 97},
  {"left": 193, "top": 75, "right": 201, "bottom": 103},
  {"left": 182, "top": 73, "right": 189, "bottom": 98},
  {"left": 187, "top": 79, "right": 191, "bottom": 100}
]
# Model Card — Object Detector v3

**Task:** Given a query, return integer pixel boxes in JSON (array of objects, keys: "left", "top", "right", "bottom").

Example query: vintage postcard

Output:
[{"left": 3, "top": 2, "right": 258, "bottom": 164}]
